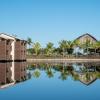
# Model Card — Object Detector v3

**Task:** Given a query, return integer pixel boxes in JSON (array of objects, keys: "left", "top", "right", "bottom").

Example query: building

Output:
[
  {"left": 75, "top": 33, "right": 97, "bottom": 44},
  {"left": 0, "top": 37, "right": 13, "bottom": 61},
  {"left": 73, "top": 33, "right": 98, "bottom": 55},
  {"left": 0, "top": 33, "right": 27, "bottom": 61},
  {"left": 0, "top": 33, "right": 27, "bottom": 86}
]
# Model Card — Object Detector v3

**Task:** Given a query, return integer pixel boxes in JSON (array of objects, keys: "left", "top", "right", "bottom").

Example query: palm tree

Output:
[
  {"left": 66, "top": 41, "right": 75, "bottom": 54},
  {"left": 27, "top": 37, "right": 32, "bottom": 49},
  {"left": 46, "top": 67, "right": 54, "bottom": 78},
  {"left": 73, "top": 40, "right": 82, "bottom": 56},
  {"left": 73, "top": 40, "right": 81, "bottom": 47},
  {"left": 27, "top": 37, "right": 33, "bottom": 55},
  {"left": 96, "top": 72, "right": 100, "bottom": 79},
  {"left": 82, "top": 39, "right": 92, "bottom": 55},
  {"left": 45, "top": 42, "right": 54, "bottom": 56},
  {"left": 72, "top": 73, "right": 79, "bottom": 81},
  {"left": 59, "top": 66, "right": 69, "bottom": 81},
  {"left": 94, "top": 41, "right": 100, "bottom": 54},
  {"left": 59, "top": 40, "right": 68, "bottom": 56},
  {"left": 33, "top": 42, "right": 41, "bottom": 55}
]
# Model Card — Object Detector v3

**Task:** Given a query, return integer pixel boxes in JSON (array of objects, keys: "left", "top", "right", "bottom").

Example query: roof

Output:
[
  {"left": 75, "top": 33, "right": 98, "bottom": 42},
  {"left": 0, "top": 35, "right": 14, "bottom": 41},
  {"left": 0, "top": 33, "right": 18, "bottom": 39},
  {"left": 0, "top": 33, "right": 27, "bottom": 42},
  {"left": 79, "top": 78, "right": 97, "bottom": 86}
]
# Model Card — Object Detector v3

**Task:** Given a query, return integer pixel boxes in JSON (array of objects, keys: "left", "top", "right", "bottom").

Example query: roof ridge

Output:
[{"left": 75, "top": 33, "right": 97, "bottom": 41}]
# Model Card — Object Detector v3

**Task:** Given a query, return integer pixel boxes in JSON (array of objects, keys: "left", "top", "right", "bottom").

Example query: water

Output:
[{"left": 0, "top": 62, "right": 100, "bottom": 100}]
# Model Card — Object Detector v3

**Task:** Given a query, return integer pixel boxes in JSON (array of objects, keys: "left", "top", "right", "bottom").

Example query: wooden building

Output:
[{"left": 75, "top": 33, "right": 97, "bottom": 44}]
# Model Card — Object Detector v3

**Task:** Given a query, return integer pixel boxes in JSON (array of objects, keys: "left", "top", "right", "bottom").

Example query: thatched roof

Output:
[
  {"left": 79, "top": 78, "right": 97, "bottom": 86},
  {"left": 75, "top": 33, "right": 97, "bottom": 42}
]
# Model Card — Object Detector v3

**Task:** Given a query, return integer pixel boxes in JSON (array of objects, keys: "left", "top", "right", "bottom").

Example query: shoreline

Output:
[{"left": 27, "top": 58, "right": 100, "bottom": 63}]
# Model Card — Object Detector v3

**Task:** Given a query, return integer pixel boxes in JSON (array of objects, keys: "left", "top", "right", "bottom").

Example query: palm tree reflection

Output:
[
  {"left": 46, "top": 64, "right": 54, "bottom": 78},
  {"left": 33, "top": 69, "right": 41, "bottom": 78},
  {"left": 28, "top": 62, "right": 100, "bottom": 85}
]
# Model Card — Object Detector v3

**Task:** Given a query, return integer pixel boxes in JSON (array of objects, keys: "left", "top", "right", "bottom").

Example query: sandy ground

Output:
[{"left": 27, "top": 58, "right": 100, "bottom": 63}]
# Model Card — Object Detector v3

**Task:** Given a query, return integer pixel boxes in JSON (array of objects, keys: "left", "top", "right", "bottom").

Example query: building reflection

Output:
[
  {"left": 0, "top": 61, "right": 27, "bottom": 89},
  {"left": 1, "top": 62, "right": 100, "bottom": 88}
]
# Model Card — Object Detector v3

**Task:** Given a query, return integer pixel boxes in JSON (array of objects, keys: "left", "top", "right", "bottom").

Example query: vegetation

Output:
[
  {"left": 27, "top": 38, "right": 100, "bottom": 57},
  {"left": 33, "top": 42, "right": 41, "bottom": 55},
  {"left": 28, "top": 63, "right": 100, "bottom": 84},
  {"left": 33, "top": 69, "right": 41, "bottom": 78},
  {"left": 45, "top": 42, "right": 54, "bottom": 56},
  {"left": 27, "top": 37, "right": 33, "bottom": 49}
]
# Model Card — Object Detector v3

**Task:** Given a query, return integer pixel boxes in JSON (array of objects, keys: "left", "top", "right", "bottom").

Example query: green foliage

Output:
[
  {"left": 27, "top": 37, "right": 32, "bottom": 48},
  {"left": 33, "top": 42, "right": 41, "bottom": 55},
  {"left": 33, "top": 69, "right": 41, "bottom": 78},
  {"left": 45, "top": 42, "right": 54, "bottom": 56},
  {"left": 27, "top": 37, "right": 100, "bottom": 56},
  {"left": 27, "top": 48, "right": 34, "bottom": 55},
  {"left": 46, "top": 67, "right": 54, "bottom": 78}
]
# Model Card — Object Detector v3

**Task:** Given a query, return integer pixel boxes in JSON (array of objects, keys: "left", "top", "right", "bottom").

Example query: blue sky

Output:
[{"left": 0, "top": 0, "right": 100, "bottom": 47}]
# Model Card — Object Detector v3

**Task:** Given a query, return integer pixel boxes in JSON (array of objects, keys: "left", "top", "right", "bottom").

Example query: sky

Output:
[{"left": 0, "top": 0, "right": 100, "bottom": 47}]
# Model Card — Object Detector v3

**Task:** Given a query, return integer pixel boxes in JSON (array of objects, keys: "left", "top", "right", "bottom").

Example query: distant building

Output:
[
  {"left": 75, "top": 33, "right": 97, "bottom": 44},
  {"left": 73, "top": 33, "right": 98, "bottom": 55}
]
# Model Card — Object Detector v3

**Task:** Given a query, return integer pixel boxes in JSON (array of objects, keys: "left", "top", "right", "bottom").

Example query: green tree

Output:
[
  {"left": 94, "top": 41, "right": 100, "bottom": 54},
  {"left": 73, "top": 40, "right": 82, "bottom": 48},
  {"left": 66, "top": 41, "right": 75, "bottom": 54},
  {"left": 82, "top": 39, "right": 92, "bottom": 55},
  {"left": 59, "top": 40, "right": 68, "bottom": 56},
  {"left": 27, "top": 37, "right": 32, "bottom": 49},
  {"left": 45, "top": 42, "right": 54, "bottom": 56},
  {"left": 33, "top": 42, "right": 41, "bottom": 55}
]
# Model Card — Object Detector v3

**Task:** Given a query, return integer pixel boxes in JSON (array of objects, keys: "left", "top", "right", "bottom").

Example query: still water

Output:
[{"left": 0, "top": 62, "right": 100, "bottom": 100}]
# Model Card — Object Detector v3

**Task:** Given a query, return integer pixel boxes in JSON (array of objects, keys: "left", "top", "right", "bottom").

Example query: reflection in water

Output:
[
  {"left": 33, "top": 69, "right": 41, "bottom": 78},
  {"left": 0, "top": 61, "right": 100, "bottom": 89},
  {"left": 28, "top": 62, "right": 100, "bottom": 86},
  {"left": 0, "top": 61, "right": 28, "bottom": 89}
]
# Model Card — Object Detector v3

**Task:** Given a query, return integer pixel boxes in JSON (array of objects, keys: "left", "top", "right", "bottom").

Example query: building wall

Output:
[
  {"left": 0, "top": 62, "right": 12, "bottom": 85},
  {"left": 0, "top": 38, "right": 13, "bottom": 61},
  {"left": 6, "top": 40, "right": 13, "bottom": 61},
  {"left": 0, "top": 63, "right": 6, "bottom": 85},
  {"left": 14, "top": 40, "right": 21, "bottom": 60},
  {"left": 14, "top": 40, "right": 26, "bottom": 61},
  {"left": 14, "top": 61, "right": 27, "bottom": 82},
  {"left": 0, "top": 39, "right": 6, "bottom": 61},
  {"left": 6, "top": 62, "right": 12, "bottom": 83}
]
